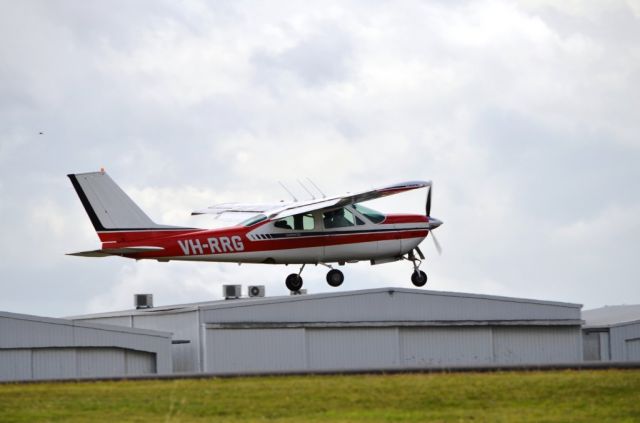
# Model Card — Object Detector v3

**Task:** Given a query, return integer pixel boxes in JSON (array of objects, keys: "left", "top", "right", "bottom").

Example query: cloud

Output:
[
  {"left": 1, "top": 0, "right": 639, "bottom": 315},
  {"left": 251, "top": 22, "right": 354, "bottom": 89}
]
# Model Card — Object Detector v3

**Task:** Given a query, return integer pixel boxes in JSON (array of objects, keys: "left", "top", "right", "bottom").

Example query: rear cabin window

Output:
[{"left": 274, "top": 213, "right": 315, "bottom": 230}]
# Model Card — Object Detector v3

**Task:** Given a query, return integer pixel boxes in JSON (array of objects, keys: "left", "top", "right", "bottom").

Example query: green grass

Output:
[{"left": 1, "top": 370, "right": 639, "bottom": 422}]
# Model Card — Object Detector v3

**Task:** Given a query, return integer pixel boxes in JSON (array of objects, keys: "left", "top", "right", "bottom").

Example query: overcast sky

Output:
[{"left": 1, "top": 0, "right": 639, "bottom": 317}]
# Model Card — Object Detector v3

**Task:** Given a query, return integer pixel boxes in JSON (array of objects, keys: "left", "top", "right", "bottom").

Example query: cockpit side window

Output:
[
  {"left": 323, "top": 207, "right": 361, "bottom": 228},
  {"left": 274, "top": 213, "right": 314, "bottom": 230},
  {"left": 353, "top": 203, "right": 385, "bottom": 224}
]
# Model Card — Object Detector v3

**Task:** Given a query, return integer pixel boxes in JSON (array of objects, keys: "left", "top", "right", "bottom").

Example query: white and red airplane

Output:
[{"left": 67, "top": 171, "right": 443, "bottom": 291}]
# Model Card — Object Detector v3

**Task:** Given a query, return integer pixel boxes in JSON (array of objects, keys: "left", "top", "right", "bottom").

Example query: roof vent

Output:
[
  {"left": 223, "top": 284, "right": 242, "bottom": 299},
  {"left": 135, "top": 294, "right": 153, "bottom": 309}
]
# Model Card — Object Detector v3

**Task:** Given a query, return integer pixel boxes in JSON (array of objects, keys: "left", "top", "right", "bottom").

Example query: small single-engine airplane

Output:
[{"left": 67, "top": 171, "right": 443, "bottom": 291}]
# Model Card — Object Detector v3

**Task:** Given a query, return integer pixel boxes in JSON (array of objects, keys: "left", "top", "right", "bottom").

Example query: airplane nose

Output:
[{"left": 428, "top": 217, "right": 443, "bottom": 229}]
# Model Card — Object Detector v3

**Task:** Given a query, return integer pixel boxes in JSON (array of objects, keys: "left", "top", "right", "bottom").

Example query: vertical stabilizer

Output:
[{"left": 67, "top": 171, "right": 178, "bottom": 231}]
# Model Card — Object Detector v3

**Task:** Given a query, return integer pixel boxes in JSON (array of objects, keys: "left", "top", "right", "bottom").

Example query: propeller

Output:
[
  {"left": 430, "top": 230, "right": 442, "bottom": 255},
  {"left": 425, "top": 184, "right": 442, "bottom": 255}
]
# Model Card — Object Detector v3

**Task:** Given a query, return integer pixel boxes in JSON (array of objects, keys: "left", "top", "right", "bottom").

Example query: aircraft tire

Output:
[
  {"left": 411, "top": 270, "right": 428, "bottom": 287},
  {"left": 286, "top": 273, "right": 303, "bottom": 291},
  {"left": 326, "top": 269, "right": 344, "bottom": 287}
]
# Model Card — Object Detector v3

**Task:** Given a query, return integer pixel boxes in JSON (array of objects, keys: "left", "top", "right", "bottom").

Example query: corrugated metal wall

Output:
[
  {"left": 582, "top": 324, "right": 640, "bottom": 362},
  {"left": 69, "top": 288, "right": 584, "bottom": 373},
  {"left": 205, "top": 329, "right": 305, "bottom": 373},
  {"left": 307, "top": 328, "right": 399, "bottom": 370},
  {"left": 609, "top": 323, "right": 640, "bottom": 361},
  {"left": 132, "top": 312, "right": 200, "bottom": 372},
  {"left": 74, "top": 311, "right": 200, "bottom": 372},
  {"left": 583, "top": 332, "right": 601, "bottom": 361},
  {"left": 0, "top": 312, "right": 172, "bottom": 381},
  {"left": 625, "top": 339, "right": 640, "bottom": 360},
  {"left": 400, "top": 327, "right": 493, "bottom": 366},
  {"left": 492, "top": 327, "right": 582, "bottom": 364},
  {"left": 0, "top": 347, "right": 156, "bottom": 381},
  {"left": 0, "top": 350, "right": 31, "bottom": 381},
  {"left": 77, "top": 348, "right": 125, "bottom": 377},
  {"left": 203, "top": 325, "right": 582, "bottom": 373},
  {"left": 201, "top": 290, "right": 580, "bottom": 324},
  {"left": 82, "top": 316, "right": 133, "bottom": 327},
  {"left": 126, "top": 350, "right": 157, "bottom": 374},
  {"left": 582, "top": 330, "right": 612, "bottom": 361},
  {"left": 600, "top": 332, "right": 611, "bottom": 361}
]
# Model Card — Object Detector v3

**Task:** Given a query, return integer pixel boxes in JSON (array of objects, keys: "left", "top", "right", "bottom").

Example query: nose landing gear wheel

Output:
[
  {"left": 286, "top": 273, "right": 303, "bottom": 291},
  {"left": 411, "top": 270, "right": 428, "bottom": 287},
  {"left": 326, "top": 269, "right": 344, "bottom": 287}
]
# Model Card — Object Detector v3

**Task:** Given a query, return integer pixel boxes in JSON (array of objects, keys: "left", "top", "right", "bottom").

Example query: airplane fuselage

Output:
[{"left": 99, "top": 211, "right": 431, "bottom": 265}]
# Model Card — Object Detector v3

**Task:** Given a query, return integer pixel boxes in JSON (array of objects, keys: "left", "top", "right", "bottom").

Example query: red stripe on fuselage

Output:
[
  {"left": 242, "top": 229, "right": 429, "bottom": 252},
  {"left": 383, "top": 214, "right": 428, "bottom": 224},
  {"left": 114, "top": 225, "right": 428, "bottom": 259}
]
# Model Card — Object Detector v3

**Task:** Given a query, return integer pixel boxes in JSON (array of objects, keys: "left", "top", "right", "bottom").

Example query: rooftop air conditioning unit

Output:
[
  {"left": 135, "top": 294, "right": 153, "bottom": 309},
  {"left": 223, "top": 284, "right": 242, "bottom": 299},
  {"left": 290, "top": 289, "right": 307, "bottom": 296},
  {"left": 248, "top": 285, "right": 265, "bottom": 297}
]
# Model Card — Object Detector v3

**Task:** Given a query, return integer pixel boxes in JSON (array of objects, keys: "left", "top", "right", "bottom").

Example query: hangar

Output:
[
  {"left": 70, "top": 287, "right": 583, "bottom": 373},
  {"left": 0, "top": 311, "right": 172, "bottom": 381},
  {"left": 582, "top": 305, "right": 640, "bottom": 362}
]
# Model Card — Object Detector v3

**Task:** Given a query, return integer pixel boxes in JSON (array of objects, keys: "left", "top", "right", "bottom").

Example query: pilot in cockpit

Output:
[
  {"left": 274, "top": 220, "right": 292, "bottom": 229},
  {"left": 324, "top": 208, "right": 351, "bottom": 229}
]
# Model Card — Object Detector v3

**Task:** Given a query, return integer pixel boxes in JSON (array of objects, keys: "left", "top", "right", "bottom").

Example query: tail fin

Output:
[{"left": 68, "top": 171, "right": 189, "bottom": 243}]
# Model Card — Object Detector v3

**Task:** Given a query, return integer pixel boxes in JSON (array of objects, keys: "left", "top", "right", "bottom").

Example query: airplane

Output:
[{"left": 67, "top": 170, "right": 443, "bottom": 291}]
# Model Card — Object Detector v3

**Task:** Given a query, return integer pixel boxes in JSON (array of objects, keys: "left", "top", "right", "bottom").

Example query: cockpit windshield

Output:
[
  {"left": 353, "top": 203, "right": 385, "bottom": 223},
  {"left": 240, "top": 214, "right": 267, "bottom": 226}
]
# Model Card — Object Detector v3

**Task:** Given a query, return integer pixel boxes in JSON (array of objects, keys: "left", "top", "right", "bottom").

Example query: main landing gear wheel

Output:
[
  {"left": 286, "top": 273, "right": 303, "bottom": 291},
  {"left": 326, "top": 269, "right": 344, "bottom": 287},
  {"left": 411, "top": 270, "right": 428, "bottom": 287}
]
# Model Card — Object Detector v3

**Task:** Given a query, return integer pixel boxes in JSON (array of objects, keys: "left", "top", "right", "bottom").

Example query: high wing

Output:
[
  {"left": 191, "top": 199, "right": 331, "bottom": 219},
  {"left": 191, "top": 202, "right": 291, "bottom": 217},
  {"left": 191, "top": 180, "right": 431, "bottom": 220},
  {"left": 271, "top": 180, "right": 430, "bottom": 220}
]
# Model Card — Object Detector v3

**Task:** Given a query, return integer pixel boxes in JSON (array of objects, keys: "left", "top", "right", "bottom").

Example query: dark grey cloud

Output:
[{"left": 252, "top": 24, "right": 353, "bottom": 89}]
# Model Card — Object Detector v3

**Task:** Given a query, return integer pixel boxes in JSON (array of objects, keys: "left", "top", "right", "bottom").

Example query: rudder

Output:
[
  {"left": 68, "top": 171, "right": 170, "bottom": 231},
  {"left": 68, "top": 170, "right": 197, "bottom": 248}
]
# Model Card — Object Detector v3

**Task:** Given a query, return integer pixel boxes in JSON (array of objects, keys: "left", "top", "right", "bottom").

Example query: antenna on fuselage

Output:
[
  {"left": 278, "top": 181, "right": 298, "bottom": 202},
  {"left": 297, "top": 179, "right": 316, "bottom": 200},
  {"left": 307, "top": 178, "right": 326, "bottom": 198}
]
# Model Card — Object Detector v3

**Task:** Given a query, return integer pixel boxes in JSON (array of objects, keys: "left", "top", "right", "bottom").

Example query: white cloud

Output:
[{"left": 1, "top": 0, "right": 639, "bottom": 315}]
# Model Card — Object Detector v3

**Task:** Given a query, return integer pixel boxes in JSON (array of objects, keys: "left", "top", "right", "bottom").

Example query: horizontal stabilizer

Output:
[{"left": 67, "top": 246, "right": 164, "bottom": 257}]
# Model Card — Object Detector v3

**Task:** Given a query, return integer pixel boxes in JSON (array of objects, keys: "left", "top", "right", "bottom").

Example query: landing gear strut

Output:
[
  {"left": 286, "top": 264, "right": 305, "bottom": 291},
  {"left": 407, "top": 250, "right": 428, "bottom": 287}
]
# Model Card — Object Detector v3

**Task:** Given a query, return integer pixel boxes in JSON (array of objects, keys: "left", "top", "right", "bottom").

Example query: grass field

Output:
[{"left": 1, "top": 370, "right": 639, "bottom": 422}]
